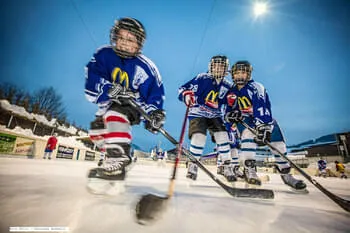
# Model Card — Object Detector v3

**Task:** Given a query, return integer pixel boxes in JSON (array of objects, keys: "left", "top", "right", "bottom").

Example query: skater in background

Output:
[
  {"left": 178, "top": 55, "right": 236, "bottom": 181},
  {"left": 84, "top": 17, "right": 165, "bottom": 193},
  {"left": 224, "top": 60, "right": 307, "bottom": 190},
  {"left": 157, "top": 150, "right": 167, "bottom": 167},
  {"left": 43, "top": 133, "right": 58, "bottom": 160},
  {"left": 317, "top": 158, "right": 327, "bottom": 177},
  {"left": 334, "top": 161, "right": 348, "bottom": 179}
]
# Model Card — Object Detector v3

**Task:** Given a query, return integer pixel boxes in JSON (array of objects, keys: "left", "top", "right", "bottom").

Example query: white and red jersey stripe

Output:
[{"left": 89, "top": 111, "right": 132, "bottom": 149}]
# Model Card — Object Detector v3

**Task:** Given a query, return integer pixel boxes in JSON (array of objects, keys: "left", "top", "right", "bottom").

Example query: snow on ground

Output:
[{"left": 0, "top": 157, "right": 349, "bottom": 233}]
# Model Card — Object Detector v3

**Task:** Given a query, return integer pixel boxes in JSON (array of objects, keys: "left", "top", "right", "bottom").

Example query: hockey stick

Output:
[
  {"left": 128, "top": 98, "right": 274, "bottom": 212},
  {"left": 240, "top": 120, "right": 350, "bottom": 212},
  {"left": 128, "top": 98, "right": 273, "bottom": 197},
  {"left": 135, "top": 106, "right": 189, "bottom": 224}
]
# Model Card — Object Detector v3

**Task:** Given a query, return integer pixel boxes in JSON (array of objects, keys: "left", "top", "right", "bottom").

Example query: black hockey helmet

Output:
[
  {"left": 230, "top": 60, "right": 253, "bottom": 85},
  {"left": 208, "top": 55, "right": 229, "bottom": 80},
  {"left": 110, "top": 17, "right": 146, "bottom": 58}
]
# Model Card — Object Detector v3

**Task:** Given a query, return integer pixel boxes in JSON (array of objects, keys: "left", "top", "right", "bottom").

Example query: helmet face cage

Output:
[
  {"left": 110, "top": 17, "right": 146, "bottom": 58},
  {"left": 231, "top": 61, "right": 253, "bottom": 85},
  {"left": 208, "top": 55, "right": 229, "bottom": 80}
]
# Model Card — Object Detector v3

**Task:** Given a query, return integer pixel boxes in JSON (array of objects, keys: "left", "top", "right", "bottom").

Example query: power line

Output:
[
  {"left": 70, "top": 0, "right": 98, "bottom": 47},
  {"left": 190, "top": 0, "right": 217, "bottom": 75}
]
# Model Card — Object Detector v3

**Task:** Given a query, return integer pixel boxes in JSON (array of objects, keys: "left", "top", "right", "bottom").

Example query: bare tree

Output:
[
  {"left": 0, "top": 83, "right": 72, "bottom": 129},
  {"left": 31, "top": 87, "right": 67, "bottom": 120},
  {"left": 0, "top": 82, "right": 22, "bottom": 104}
]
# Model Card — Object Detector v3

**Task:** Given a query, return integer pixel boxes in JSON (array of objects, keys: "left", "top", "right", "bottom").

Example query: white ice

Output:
[{"left": 0, "top": 157, "right": 349, "bottom": 233}]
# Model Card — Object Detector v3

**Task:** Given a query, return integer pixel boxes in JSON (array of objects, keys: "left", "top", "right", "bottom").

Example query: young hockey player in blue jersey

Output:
[
  {"left": 84, "top": 17, "right": 165, "bottom": 194},
  {"left": 224, "top": 60, "right": 307, "bottom": 190},
  {"left": 317, "top": 159, "right": 327, "bottom": 177},
  {"left": 178, "top": 55, "right": 237, "bottom": 181}
]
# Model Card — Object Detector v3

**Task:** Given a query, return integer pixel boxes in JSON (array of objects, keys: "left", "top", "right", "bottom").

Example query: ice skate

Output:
[
  {"left": 276, "top": 163, "right": 307, "bottom": 191},
  {"left": 280, "top": 174, "right": 307, "bottom": 193},
  {"left": 275, "top": 163, "right": 292, "bottom": 174},
  {"left": 233, "top": 165, "right": 245, "bottom": 179},
  {"left": 223, "top": 163, "right": 237, "bottom": 182},
  {"left": 186, "top": 162, "right": 198, "bottom": 181},
  {"left": 217, "top": 165, "right": 224, "bottom": 175},
  {"left": 86, "top": 157, "right": 130, "bottom": 195},
  {"left": 243, "top": 160, "right": 261, "bottom": 186}
]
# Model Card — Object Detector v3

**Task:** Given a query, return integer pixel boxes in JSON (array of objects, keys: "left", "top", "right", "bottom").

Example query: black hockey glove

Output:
[
  {"left": 224, "top": 110, "right": 243, "bottom": 123},
  {"left": 107, "top": 83, "right": 134, "bottom": 104},
  {"left": 254, "top": 124, "right": 272, "bottom": 146},
  {"left": 145, "top": 109, "right": 166, "bottom": 134}
]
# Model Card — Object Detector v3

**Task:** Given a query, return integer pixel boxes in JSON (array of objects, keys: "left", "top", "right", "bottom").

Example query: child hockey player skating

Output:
[{"left": 84, "top": 17, "right": 165, "bottom": 195}]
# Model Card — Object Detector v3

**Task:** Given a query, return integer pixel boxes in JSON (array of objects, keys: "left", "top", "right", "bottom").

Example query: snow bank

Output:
[{"left": 0, "top": 99, "right": 87, "bottom": 136}]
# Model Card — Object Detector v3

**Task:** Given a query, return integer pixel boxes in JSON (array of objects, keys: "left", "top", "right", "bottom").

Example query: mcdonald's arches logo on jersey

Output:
[
  {"left": 112, "top": 67, "right": 129, "bottom": 89},
  {"left": 205, "top": 90, "right": 219, "bottom": 108},
  {"left": 238, "top": 96, "right": 252, "bottom": 113}
]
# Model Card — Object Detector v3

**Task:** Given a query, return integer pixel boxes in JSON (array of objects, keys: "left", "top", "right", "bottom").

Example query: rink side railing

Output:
[{"left": 0, "top": 130, "right": 100, "bottom": 162}]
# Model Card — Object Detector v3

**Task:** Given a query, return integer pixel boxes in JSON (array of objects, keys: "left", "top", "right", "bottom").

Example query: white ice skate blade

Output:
[{"left": 86, "top": 178, "right": 125, "bottom": 196}]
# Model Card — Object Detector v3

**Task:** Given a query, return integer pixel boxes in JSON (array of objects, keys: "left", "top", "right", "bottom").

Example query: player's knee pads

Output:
[
  {"left": 230, "top": 148, "right": 239, "bottom": 158},
  {"left": 241, "top": 129, "right": 255, "bottom": 141},
  {"left": 104, "top": 110, "right": 131, "bottom": 131},
  {"left": 239, "top": 129, "right": 257, "bottom": 161},
  {"left": 89, "top": 116, "right": 107, "bottom": 149},
  {"left": 190, "top": 133, "right": 206, "bottom": 148},
  {"left": 190, "top": 133, "right": 206, "bottom": 156},
  {"left": 213, "top": 131, "right": 229, "bottom": 144},
  {"left": 103, "top": 110, "right": 132, "bottom": 144},
  {"left": 213, "top": 131, "right": 230, "bottom": 162}
]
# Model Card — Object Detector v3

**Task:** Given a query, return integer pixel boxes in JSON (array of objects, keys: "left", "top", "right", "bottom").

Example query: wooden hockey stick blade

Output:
[
  {"left": 135, "top": 107, "right": 189, "bottom": 225},
  {"left": 135, "top": 193, "right": 169, "bottom": 225}
]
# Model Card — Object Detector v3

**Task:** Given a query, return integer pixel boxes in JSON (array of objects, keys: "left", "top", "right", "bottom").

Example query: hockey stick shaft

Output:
[
  {"left": 127, "top": 98, "right": 274, "bottom": 199},
  {"left": 240, "top": 120, "right": 350, "bottom": 212},
  {"left": 168, "top": 106, "right": 189, "bottom": 197}
]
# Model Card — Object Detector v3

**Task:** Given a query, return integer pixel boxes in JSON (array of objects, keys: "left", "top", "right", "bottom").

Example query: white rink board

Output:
[{"left": 0, "top": 157, "right": 349, "bottom": 233}]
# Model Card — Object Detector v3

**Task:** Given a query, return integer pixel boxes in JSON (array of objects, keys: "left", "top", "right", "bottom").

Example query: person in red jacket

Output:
[{"left": 43, "top": 133, "right": 58, "bottom": 160}]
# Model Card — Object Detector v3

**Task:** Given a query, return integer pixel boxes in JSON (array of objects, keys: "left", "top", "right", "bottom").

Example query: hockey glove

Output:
[
  {"left": 224, "top": 110, "right": 243, "bottom": 123},
  {"left": 183, "top": 90, "right": 195, "bottom": 106},
  {"left": 254, "top": 124, "right": 272, "bottom": 146},
  {"left": 108, "top": 83, "right": 134, "bottom": 104},
  {"left": 145, "top": 109, "right": 166, "bottom": 133}
]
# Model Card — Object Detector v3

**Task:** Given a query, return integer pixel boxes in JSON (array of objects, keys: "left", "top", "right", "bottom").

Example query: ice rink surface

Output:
[{"left": 0, "top": 157, "right": 349, "bottom": 233}]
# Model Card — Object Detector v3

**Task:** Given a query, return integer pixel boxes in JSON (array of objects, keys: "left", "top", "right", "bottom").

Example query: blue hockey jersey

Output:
[
  {"left": 227, "top": 80, "right": 273, "bottom": 128},
  {"left": 178, "top": 73, "right": 232, "bottom": 119},
  {"left": 85, "top": 46, "right": 165, "bottom": 115}
]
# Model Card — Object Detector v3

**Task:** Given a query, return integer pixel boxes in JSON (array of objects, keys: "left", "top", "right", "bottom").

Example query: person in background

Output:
[
  {"left": 43, "top": 133, "right": 58, "bottom": 160},
  {"left": 334, "top": 161, "right": 348, "bottom": 179},
  {"left": 317, "top": 158, "right": 327, "bottom": 178}
]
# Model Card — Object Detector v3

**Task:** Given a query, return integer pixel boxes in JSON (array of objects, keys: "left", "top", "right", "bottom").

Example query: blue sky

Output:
[{"left": 1, "top": 0, "right": 349, "bottom": 152}]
